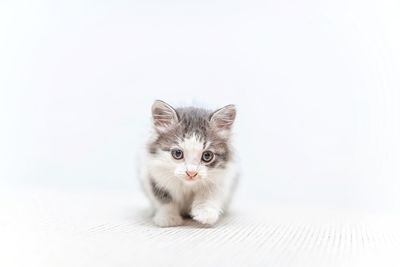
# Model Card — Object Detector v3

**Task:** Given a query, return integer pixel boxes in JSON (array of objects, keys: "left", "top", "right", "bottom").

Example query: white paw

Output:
[
  {"left": 191, "top": 207, "right": 220, "bottom": 225},
  {"left": 153, "top": 212, "right": 183, "bottom": 227}
]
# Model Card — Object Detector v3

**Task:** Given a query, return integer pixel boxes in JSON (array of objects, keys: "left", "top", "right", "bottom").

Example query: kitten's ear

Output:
[
  {"left": 210, "top": 104, "right": 236, "bottom": 135},
  {"left": 151, "top": 100, "right": 179, "bottom": 133}
]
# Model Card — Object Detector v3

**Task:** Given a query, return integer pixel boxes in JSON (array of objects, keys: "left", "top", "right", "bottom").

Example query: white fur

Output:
[{"left": 140, "top": 133, "right": 238, "bottom": 227}]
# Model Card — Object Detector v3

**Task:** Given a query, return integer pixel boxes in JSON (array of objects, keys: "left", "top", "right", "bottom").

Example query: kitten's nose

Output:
[{"left": 186, "top": 171, "right": 198, "bottom": 178}]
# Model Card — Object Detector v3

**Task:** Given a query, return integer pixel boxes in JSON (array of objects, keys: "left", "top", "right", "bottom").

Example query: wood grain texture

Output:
[{"left": 1, "top": 187, "right": 399, "bottom": 267}]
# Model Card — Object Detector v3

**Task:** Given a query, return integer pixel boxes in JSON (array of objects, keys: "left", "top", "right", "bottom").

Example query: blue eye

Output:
[
  {"left": 171, "top": 149, "right": 184, "bottom": 160},
  {"left": 202, "top": 151, "right": 214, "bottom": 162}
]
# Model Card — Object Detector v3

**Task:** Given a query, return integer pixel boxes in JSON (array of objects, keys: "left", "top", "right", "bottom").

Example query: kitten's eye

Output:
[
  {"left": 202, "top": 151, "right": 214, "bottom": 163},
  {"left": 171, "top": 149, "right": 184, "bottom": 160}
]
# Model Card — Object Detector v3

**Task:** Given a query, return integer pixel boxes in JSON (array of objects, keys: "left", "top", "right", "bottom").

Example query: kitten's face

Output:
[{"left": 148, "top": 100, "right": 236, "bottom": 184}]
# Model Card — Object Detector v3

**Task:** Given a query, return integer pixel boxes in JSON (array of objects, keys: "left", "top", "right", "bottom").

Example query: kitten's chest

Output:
[
  {"left": 174, "top": 186, "right": 194, "bottom": 203},
  {"left": 172, "top": 185, "right": 195, "bottom": 212},
  {"left": 180, "top": 189, "right": 195, "bottom": 214}
]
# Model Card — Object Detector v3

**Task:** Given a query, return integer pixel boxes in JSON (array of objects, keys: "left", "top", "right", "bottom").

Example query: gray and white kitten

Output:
[{"left": 140, "top": 100, "right": 239, "bottom": 227}]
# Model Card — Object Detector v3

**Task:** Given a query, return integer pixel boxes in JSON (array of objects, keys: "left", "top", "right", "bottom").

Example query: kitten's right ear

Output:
[{"left": 151, "top": 100, "right": 179, "bottom": 133}]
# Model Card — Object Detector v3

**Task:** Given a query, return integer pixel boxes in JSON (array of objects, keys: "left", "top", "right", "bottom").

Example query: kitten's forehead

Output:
[
  {"left": 178, "top": 134, "right": 205, "bottom": 151},
  {"left": 176, "top": 107, "right": 211, "bottom": 140}
]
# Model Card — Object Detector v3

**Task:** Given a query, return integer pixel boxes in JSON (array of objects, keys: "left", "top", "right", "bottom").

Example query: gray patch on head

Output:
[
  {"left": 150, "top": 178, "right": 172, "bottom": 204},
  {"left": 175, "top": 107, "right": 211, "bottom": 140},
  {"left": 147, "top": 131, "right": 180, "bottom": 155},
  {"left": 148, "top": 145, "right": 157, "bottom": 154},
  {"left": 207, "top": 140, "right": 231, "bottom": 169},
  {"left": 148, "top": 141, "right": 171, "bottom": 155},
  {"left": 148, "top": 107, "right": 212, "bottom": 154}
]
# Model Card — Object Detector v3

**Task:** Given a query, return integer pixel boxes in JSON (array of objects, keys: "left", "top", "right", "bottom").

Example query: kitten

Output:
[{"left": 140, "top": 100, "right": 239, "bottom": 227}]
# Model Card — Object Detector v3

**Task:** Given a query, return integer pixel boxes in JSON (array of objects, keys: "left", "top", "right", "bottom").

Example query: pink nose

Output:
[{"left": 186, "top": 171, "right": 198, "bottom": 178}]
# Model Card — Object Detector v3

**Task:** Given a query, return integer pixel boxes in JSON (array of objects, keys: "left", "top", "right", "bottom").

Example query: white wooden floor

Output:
[{"left": 1, "top": 186, "right": 400, "bottom": 267}]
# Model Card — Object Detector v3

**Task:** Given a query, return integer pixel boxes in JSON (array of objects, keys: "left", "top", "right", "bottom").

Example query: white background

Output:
[{"left": 1, "top": 0, "right": 400, "bottom": 211}]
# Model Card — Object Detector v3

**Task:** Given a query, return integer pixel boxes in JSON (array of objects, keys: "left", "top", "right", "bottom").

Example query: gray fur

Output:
[
  {"left": 150, "top": 179, "right": 173, "bottom": 203},
  {"left": 175, "top": 107, "right": 211, "bottom": 139},
  {"left": 148, "top": 102, "right": 235, "bottom": 169},
  {"left": 208, "top": 141, "right": 230, "bottom": 168}
]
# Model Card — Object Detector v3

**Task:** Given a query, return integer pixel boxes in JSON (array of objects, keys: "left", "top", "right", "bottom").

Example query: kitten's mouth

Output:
[{"left": 184, "top": 176, "right": 199, "bottom": 182}]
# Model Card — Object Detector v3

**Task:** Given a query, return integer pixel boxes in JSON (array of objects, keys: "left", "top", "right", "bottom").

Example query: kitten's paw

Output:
[
  {"left": 153, "top": 212, "right": 183, "bottom": 227},
  {"left": 191, "top": 207, "right": 220, "bottom": 225}
]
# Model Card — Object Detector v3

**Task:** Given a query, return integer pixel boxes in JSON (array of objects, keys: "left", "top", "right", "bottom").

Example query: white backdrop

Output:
[{"left": 1, "top": 0, "right": 399, "bottom": 211}]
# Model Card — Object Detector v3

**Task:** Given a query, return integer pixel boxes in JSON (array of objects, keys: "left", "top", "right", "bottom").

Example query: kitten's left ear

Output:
[
  {"left": 210, "top": 104, "right": 236, "bottom": 134},
  {"left": 151, "top": 100, "right": 179, "bottom": 133}
]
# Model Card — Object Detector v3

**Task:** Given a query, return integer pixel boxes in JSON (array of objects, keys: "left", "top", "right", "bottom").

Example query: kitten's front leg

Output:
[
  {"left": 153, "top": 203, "right": 183, "bottom": 227},
  {"left": 191, "top": 190, "right": 223, "bottom": 226},
  {"left": 149, "top": 179, "right": 183, "bottom": 227}
]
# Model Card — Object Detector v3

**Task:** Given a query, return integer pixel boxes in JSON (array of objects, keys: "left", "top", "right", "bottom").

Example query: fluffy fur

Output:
[{"left": 140, "top": 100, "right": 239, "bottom": 227}]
